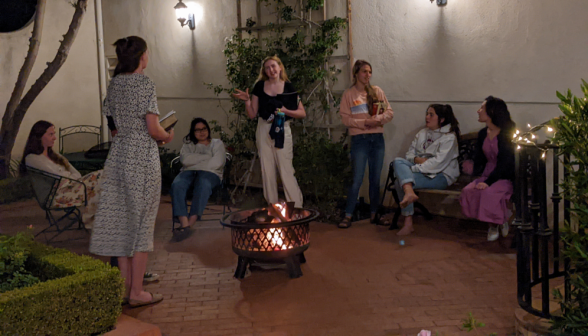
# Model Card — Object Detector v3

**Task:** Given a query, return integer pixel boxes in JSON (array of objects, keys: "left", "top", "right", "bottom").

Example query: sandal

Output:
[
  {"left": 337, "top": 217, "right": 352, "bottom": 229},
  {"left": 128, "top": 292, "right": 163, "bottom": 308}
]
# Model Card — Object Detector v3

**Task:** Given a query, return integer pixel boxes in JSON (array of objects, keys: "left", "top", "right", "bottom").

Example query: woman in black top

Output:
[{"left": 232, "top": 56, "right": 306, "bottom": 207}]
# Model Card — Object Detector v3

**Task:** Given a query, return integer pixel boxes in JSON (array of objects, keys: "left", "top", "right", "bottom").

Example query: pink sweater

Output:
[{"left": 339, "top": 85, "right": 394, "bottom": 136}]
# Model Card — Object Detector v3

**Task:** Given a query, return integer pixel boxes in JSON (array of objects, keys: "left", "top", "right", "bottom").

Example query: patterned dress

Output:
[{"left": 90, "top": 73, "right": 161, "bottom": 257}]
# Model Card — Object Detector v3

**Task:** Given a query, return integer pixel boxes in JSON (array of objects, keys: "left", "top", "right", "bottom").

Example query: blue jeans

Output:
[
  {"left": 171, "top": 170, "right": 220, "bottom": 217},
  {"left": 393, "top": 158, "right": 448, "bottom": 216},
  {"left": 345, "top": 133, "right": 386, "bottom": 217}
]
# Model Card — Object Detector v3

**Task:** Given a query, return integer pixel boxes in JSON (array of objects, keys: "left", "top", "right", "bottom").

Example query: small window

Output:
[{"left": 0, "top": 0, "right": 37, "bottom": 33}]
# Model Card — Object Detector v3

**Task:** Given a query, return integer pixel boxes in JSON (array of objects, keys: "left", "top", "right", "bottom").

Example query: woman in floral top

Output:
[{"left": 21, "top": 120, "right": 102, "bottom": 228}]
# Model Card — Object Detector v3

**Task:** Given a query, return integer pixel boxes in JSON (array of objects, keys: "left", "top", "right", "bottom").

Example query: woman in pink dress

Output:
[{"left": 460, "top": 96, "right": 516, "bottom": 241}]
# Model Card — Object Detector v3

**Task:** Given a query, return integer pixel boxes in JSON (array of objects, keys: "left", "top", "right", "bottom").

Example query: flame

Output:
[
  {"left": 267, "top": 202, "right": 293, "bottom": 250},
  {"left": 266, "top": 228, "right": 288, "bottom": 250},
  {"left": 270, "top": 202, "right": 288, "bottom": 223}
]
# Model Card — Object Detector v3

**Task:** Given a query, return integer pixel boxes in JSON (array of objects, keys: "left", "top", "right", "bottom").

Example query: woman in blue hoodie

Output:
[{"left": 392, "top": 104, "right": 461, "bottom": 235}]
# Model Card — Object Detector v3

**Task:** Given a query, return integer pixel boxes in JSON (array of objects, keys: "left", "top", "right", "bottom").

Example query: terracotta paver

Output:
[{"left": 0, "top": 196, "right": 518, "bottom": 335}]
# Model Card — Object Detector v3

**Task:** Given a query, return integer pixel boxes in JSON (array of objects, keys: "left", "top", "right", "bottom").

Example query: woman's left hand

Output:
[{"left": 475, "top": 182, "right": 489, "bottom": 190}]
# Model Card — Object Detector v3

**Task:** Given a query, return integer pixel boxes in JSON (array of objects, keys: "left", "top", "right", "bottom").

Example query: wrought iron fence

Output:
[{"left": 514, "top": 143, "right": 570, "bottom": 318}]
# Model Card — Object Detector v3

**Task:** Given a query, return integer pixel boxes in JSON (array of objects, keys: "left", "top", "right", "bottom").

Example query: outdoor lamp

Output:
[{"left": 175, "top": 0, "right": 195, "bottom": 30}]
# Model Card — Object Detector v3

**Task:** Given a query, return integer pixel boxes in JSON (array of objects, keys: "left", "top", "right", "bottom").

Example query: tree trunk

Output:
[
  {"left": 0, "top": 0, "right": 47, "bottom": 179},
  {"left": 0, "top": 0, "right": 89, "bottom": 179}
]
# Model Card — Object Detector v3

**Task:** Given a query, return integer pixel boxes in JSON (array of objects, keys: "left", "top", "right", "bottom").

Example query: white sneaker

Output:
[
  {"left": 501, "top": 222, "right": 509, "bottom": 237},
  {"left": 487, "top": 226, "right": 499, "bottom": 241}
]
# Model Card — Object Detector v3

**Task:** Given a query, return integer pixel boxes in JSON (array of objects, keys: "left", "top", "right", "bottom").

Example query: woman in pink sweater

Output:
[{"left": 338, "top": 60, "right": 394, "bottom": 228}]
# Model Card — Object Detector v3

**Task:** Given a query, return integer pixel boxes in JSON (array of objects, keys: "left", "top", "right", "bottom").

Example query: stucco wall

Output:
[
  {"left": 100, "top": 0, "right": 237, "bottom": 152},
  {"left": 0, "top": 0, "right": 101, "bottom": 159},
  {"left": 100, "top": 0, "right": 586, "bottom": 204},
  {"left": 352, "top": 0, "right": 588, "bottom": 170}
]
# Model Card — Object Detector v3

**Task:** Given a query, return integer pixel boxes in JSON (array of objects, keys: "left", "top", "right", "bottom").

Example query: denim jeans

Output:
[
  {"left": 345, "top": 133, "right": 386, "bottom": 217},
  {"left": 393, "top": 158, "right": 448, "bottom": 216},
  {"left": 171, "top": 170, "right": 220, "bottom": 217}
]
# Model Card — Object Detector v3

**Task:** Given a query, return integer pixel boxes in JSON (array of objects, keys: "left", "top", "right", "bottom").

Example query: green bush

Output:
[
  {"left": 0, "top": 236, "right": 124, "bottom": 335},
  {"left": 549, "top": 81, "right": 588, "bottom": 336},
  {"left": 0, "top": 231, "right": 40, "bottom": 293},
  {"left": 0, "top": 177, "right": 34, "bottom": 204},
  {"left": 293, "top": 129, "right": 351, "bottom": 222}
]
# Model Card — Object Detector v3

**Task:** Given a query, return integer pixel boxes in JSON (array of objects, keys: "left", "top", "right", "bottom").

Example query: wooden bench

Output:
[{"left": 378, "top": 132, "right": 479, "bottom": 229}]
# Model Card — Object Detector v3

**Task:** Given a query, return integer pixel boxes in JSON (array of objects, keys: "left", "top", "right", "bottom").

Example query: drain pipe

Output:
[{"left": 94, "top": 0, "right": 108, "bottom": 142}]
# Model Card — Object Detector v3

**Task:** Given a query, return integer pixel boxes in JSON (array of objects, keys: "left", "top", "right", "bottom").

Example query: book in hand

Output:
[
  {"left": 160, "top": 110, "right": 178, "bottom": 131},
  {"left": 371, "top": 101, "right": 387, "bottom": 116}
]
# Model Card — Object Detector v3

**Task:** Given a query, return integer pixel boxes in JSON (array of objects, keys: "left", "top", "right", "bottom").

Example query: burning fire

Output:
[
  {"left": 267, "top": 202, "right": 293, "bottom": 250},
  {"left": 270, "top": 203, "right": 288, "bottom": 223}
]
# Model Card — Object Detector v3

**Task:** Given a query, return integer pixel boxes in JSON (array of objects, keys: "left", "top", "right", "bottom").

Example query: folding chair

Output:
[
  {"left": 27, "top": 167, "right": 87, "bottom": 242},
  {"left": 170, "top": 153, "right": 233, "bottom": 232}
]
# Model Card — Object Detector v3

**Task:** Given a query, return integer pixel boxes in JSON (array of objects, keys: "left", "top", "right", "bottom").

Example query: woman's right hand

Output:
[
  {"left": 232, "top": 88, "right": 250, "bottom": 102},
  {"left": 365, "top": 118, "right": 380, "bottom": 128},
  {"left": 414, "top": 157, "right": 428, "bottom": 164}
]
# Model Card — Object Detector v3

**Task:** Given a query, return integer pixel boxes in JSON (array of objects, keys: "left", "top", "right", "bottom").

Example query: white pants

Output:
[{"left": 256, "top": 119, "right": 303, "bottom": 207}]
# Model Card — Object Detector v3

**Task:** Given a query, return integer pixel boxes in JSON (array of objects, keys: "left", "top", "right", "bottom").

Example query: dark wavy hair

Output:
[
  {"left": 484, "top": 96, "right": 516, "bottom": 134},
  {"left": 184, "top": 118, "right": 212, "bottom": 144},
  {"left": 19, "top": 120, "right": 69, "bottom": 175},
  {"left": 428, "top": 104, "right": 461, "bottom": 142},
  {"left": 113, "top": 36, "right": 147, "bottom": 77}
]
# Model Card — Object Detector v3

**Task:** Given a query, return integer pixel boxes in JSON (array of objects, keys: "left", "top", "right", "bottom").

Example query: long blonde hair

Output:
[
  {"left": 256, "top": 55, "right": 289, "bottom": 82},
  {"left": 352, "top": 60, "right": 378, "bottom": 112}
]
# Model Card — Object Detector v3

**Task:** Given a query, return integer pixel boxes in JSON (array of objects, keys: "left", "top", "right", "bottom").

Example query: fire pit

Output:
[{"left": 220, "top": 202, "right": 318, "bottom": 279}]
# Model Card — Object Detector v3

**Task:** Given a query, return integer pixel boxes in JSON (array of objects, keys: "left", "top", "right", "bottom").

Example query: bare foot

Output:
[
  {"left": 397, "top": 223, "right": 414, "bottom": 236},
  {"left": 188, "top": 215, "right": 198, "bottom": 227},
  {"left": 399, "top": 193, "right": 419, "bottom": 209},
  {"left": 129, "top": 290, "right": 152, "bottom": 302}
]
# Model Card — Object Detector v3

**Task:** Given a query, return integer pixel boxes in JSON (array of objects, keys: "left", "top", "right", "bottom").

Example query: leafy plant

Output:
[
  {"left": 293, "top": 128, "right": 351, "bottom": 221},
  {"left": 461, "top": 312, "right": 497, "bottom": 336},
  {"left": 0, "top": 230, "right": 39, "bottom": 293},
  {"left": 206, "top": 0, "right": 349, "bottom": 216},
  {"left": 549, "top": 80, "right": 588, "bottom": 336}
]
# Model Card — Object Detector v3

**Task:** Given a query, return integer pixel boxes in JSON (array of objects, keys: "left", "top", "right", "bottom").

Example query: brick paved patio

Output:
[{"left": 0, "top": 197, "right": 518, "bottom": 335}]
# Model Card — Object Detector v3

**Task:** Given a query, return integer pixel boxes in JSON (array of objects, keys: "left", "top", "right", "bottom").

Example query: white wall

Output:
[
  {"left": 0, "top": 0, "right": 102, "bottom": 158},
  {"left": 100, "top": 0, "right": 237, "bottom": 152},
  {"left": 100, "top": 0, "right": 587, "bottom": 204},
  {"left": 351, "top": 0, "right": 588, "bottom": 167}
]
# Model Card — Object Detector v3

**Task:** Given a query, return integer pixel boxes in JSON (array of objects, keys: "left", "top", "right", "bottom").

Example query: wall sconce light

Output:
[
  {"left": 431, "top": 0, "right": 447, "bottom": 5},
  {"left": 175, "top": 0, "right": 195, "bottom": 30}
]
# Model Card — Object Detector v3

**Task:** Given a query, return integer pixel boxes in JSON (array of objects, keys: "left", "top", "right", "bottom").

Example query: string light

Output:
[
  {"left": 541, "top": 152, "right": 546, "bottom": 159},
  {"left": 532, "top": 134, "right": 536, "bottom": 139},
  {"left": 547, "top": 127, "right": 554, "bottom": 132},
  {"left": 527, "top": 123, "right": 531, "bottom": 128}
]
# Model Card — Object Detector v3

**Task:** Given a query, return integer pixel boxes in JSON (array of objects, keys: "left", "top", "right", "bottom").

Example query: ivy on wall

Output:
[{"left": 207, "top": 0, "right": 349, "bottom": 219}]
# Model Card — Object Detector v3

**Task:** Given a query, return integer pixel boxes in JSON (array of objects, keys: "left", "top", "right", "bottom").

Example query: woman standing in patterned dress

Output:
[{"left": 90, "top": 36, "right": 174, "bottom": 307}]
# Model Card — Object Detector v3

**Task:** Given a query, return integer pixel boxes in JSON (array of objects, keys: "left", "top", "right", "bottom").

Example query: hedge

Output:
[{"left": 0, "top": 242, "right": 124, "bottom": 335}]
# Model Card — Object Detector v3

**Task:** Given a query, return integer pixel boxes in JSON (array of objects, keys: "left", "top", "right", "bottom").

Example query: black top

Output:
[
  {"left": 251, "top": 81, "right": 298, "bottom": 121},
  {"left": 473, "top": 127, "right": 516, "bottom": 186}
]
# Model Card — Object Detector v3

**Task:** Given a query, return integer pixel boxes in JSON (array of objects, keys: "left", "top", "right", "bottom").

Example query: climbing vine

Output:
[{"left": 207, "top": 0, "right": 349, "bottom": 219}]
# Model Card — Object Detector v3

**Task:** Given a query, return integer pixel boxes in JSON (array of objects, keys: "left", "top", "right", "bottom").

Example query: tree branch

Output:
[
  {"left": 0, "top": 0, "right": 88, "bottom": 179},
  {"left": 2, "top": 0, "right": 46, "bottom": 141}
]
